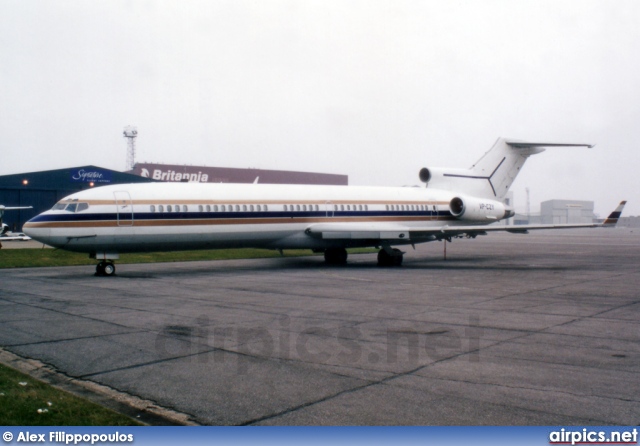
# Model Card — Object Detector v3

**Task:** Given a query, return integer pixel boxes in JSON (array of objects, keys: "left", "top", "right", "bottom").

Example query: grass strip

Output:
[
  {"left": 0, "top": 247, "right": 376, "bottom": 269},
  {"left": 0, "top": 363, "right": 141, "bottom": 426}
]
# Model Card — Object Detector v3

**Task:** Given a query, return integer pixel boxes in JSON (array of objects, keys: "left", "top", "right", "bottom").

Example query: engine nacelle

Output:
[
  {"left": 419, "top": 166, "right": 473, "bottom": 189},
  {"left": 419, "top": 167, "right": 453, "bottom": 184},
  {"left": 419, "top": 167, "right": 432, "bottom": 183},
  {"left": 449, "top": 195, "right": 511, "bottom": 222}
]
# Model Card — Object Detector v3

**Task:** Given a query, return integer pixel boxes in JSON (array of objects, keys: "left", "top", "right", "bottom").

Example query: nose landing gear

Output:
[
  {"left": 91, "top": 252, "right": 119, "bottom": 276},
  {"left": 95, "top": 261, "right": 116, "bottom": 276}
]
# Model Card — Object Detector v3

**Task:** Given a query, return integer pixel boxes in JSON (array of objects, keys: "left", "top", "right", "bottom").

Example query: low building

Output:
[
  {"left": 130, "top": 163, "right": 348, "bottom": 185},
  {"left": 618, "top": 216, "right": 640, "bottom": 228},
  {"left": 540, "top": 199, "right": 595, "bottom": 224}
]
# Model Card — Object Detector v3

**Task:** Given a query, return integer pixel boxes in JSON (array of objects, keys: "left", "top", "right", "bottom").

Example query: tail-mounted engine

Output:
[
  {"left": 419, "top": 167, "right": 432, "bottom": 184},
  {"left": 449, "top": 195, "right": 514, "bottom": 222}
]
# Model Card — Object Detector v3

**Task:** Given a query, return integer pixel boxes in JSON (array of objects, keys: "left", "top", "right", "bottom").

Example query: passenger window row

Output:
[
  {"left": 150, "top": 205, "right": 188, "bottom": 213},
  {"left": 146, "top": 203, "right": 437, "bottom": 213},
  {"left": 333, "top": 204, "right": 368, "bottom": 212},
  {"left": 149, "top": 204, "right": 270, "bottom": 213},
  {"left": 385, "top": 204, "right": 436, "bottom": 211},
  {"left": 281, "top": 204, "right": 371, "bottom": 212},
  {"left": 283, "top": 204, "right": 321, "bottom": 212}
]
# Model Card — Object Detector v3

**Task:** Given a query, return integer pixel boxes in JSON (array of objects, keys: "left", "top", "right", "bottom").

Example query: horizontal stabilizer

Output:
[
  {"left": 429, "top": 138, "right": 596, "bottom": 200},
  {"left": 505, "top": 141, "right": 594, "bottom": 149}
]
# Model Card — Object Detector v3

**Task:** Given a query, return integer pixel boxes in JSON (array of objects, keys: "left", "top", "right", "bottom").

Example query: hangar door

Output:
[{"left": 114, "top": 191, "right": 133, "bottom": 226}]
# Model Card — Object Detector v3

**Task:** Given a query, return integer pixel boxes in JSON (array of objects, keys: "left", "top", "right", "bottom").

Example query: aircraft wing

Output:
[
  {"left": 0, "top": 236, "right": 31, "bottom": 241},
  {"left": 305, "top": 201, "right": 627, "bottom": 241},
  {"left": 305, "top": 221, "right": 600, "bottom": 242}
]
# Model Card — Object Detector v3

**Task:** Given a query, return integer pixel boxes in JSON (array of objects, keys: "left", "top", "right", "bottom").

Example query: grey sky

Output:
[{"left": 1, "top": 0, "right": 638, "bottom": 216}]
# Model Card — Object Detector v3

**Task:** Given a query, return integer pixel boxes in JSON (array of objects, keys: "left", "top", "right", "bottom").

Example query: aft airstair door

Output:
[
  {"left": 114, "top": 191, "right": 133, "bottom": 226},
  {"left": 325, "top": 201, "right": 335, "bottom": 218}
]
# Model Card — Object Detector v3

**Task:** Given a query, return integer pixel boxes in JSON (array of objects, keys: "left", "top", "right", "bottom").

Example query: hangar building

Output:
[
  {"left": 0, "top": 166, "right": 153, "bottom": 231},
  {"left": 512, "top": 199, "right": 596, "bottom": 225},
  {"left": 540, "top": 199, "right": 595, "bottom": 224},
  {"left": 130, "top": 163, "right": 348, "bottom": 185}
]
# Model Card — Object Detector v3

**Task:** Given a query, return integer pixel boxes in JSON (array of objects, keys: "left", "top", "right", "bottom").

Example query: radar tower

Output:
[{"left": 123, "top": 126, "right": 138, "bottom": 171}]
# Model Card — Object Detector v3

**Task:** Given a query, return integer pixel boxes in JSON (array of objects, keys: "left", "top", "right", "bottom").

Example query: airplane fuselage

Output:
[{"left": 23, "top": 182, "right": 505, "bottom": 255}]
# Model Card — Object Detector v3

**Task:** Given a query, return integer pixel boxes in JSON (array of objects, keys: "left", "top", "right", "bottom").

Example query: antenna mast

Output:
[
  {"left": 123, "top": 126, "right": 138, "bottom": 171},
  {"left": 526, "top": 187, "right": 531, "bottom": 222}
]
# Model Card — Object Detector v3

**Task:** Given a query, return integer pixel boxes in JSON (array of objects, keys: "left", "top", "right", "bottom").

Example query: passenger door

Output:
[{"left": 114, "top": 191, "right": 133, "bottom": 226}]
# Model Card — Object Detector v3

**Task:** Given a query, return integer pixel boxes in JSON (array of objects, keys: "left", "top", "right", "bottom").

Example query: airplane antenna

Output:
[
  {"left": 526, "top": 187, "right": 531, "bottom": 223},
  {"left": 123, "top": 126, "right": 138, "bottom": 171}
]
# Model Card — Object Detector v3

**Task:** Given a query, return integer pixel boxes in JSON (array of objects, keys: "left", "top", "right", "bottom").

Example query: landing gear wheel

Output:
[
  {"left": 95, "top": 261, "right": 116, "bottom": 276},
  {"left": 377, "top": 248, "right": 403, "bottom": 267},
  {"left": 324, "top": 248, "right": 348, "bottom": 265},
  {"left": 103, "top": 262, "right": 116, "bottom": 276}
]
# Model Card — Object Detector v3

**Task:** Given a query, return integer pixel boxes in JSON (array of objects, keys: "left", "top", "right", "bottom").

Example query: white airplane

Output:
[
  {"left": 23, "top": 138, "right": 626, "bottom": 276},
  {"left": 0, "top": 205, "right": 33, "bottom": 242}
]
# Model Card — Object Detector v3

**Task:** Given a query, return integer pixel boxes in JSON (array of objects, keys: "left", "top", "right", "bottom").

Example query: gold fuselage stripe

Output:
[{"left": 24, "top": 215, "right": 455, "bottom": 229}]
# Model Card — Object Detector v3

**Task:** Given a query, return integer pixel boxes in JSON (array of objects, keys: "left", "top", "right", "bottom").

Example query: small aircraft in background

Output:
[
  {"left": 23, "top": 138, "right": 626, "bottom": 275},
  {"left": 0, "top": 232, "right": 31, "bottom": 241},
  {"left": 0, "top": 205, "right": 33, "bottom": 243}
]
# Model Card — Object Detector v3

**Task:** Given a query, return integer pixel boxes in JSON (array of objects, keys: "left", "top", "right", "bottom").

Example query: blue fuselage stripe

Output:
[{"left": 29, "top": 210, "right": 453, "bottom": 223}]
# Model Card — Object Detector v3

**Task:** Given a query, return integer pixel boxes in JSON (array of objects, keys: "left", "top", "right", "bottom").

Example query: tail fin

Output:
[
  {"left": 423, "top": 138, "right": 594, "bottom": 200},
  {"left": 602, "top": 201, "right": 627, "bottom": 227}
]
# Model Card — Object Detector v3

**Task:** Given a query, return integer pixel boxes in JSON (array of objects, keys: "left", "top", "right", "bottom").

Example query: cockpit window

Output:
[{"left": 56, "top": 202, "right": 89, "bottom": 212}]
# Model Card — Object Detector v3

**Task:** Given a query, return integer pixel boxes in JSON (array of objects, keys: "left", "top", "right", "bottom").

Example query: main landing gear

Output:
[
  {"left": 323, "top": 247, "right": 405, "bottom": 267},
  {"left": 95, "top": 261, "right": 116, "bottom": 276},
  {"left": 377, "top": 248, "right": 404, "bottom": 267},
  {"left": 324, "top": 247, "right": 348, "bottom": 265}
]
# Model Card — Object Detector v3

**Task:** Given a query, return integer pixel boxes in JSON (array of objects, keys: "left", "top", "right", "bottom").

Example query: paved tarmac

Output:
[
  {"left": 0, "top": 239, "right": 47, "bottom": 249},
  {"left": 1, "top": 229, "right": 639, "bottom": 425}
]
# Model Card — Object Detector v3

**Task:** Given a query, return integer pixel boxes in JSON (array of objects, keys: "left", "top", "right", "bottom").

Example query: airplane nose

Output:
[{"left": 22, "top": 219, "right": 51, "bottom": 243}]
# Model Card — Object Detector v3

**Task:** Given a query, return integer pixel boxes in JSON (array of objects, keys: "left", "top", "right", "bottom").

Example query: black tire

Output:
[
  {"left": 96, "top": 261, "right": 116, "bottom": 276},
  {"left": 103, "top": 262, "right": 116, "bottom": 276},
  {"left": 377, "top": 249, "right": 391, "bottom": 266},
  {"left": 377, "top": 249, "right": 403, "bottom": 267},
  {"left": 391, "top": 249, "right": 404, "bottom": 266},
  {"left": 324, "top": 248, "right": 348, "bottom": 265}
]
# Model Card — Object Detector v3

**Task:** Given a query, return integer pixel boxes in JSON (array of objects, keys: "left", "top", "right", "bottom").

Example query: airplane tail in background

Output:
[
  {"left": 602, "top": 201, "right": 627, "bottom": 226},
  {"left": 419, "top": 138, "right": 594, "bottom": 200}
]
